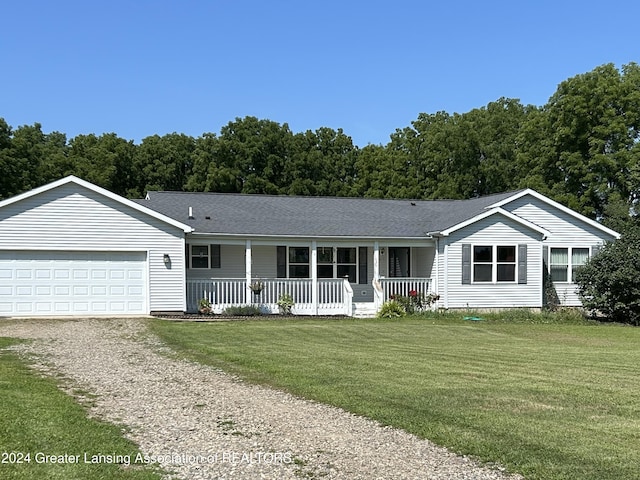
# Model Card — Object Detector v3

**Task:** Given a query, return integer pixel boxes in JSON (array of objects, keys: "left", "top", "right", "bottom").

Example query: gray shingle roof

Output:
[{"left": 135, "top": 190, "right": 524, "bottom": 238}]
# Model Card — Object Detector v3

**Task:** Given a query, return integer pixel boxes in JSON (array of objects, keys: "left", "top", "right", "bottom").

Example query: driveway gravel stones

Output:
[{"left": 0, "top": 318, "right": 524, "bottom": 480}]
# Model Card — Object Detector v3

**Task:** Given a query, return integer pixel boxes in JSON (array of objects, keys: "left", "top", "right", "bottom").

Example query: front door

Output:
[{"left": 389, "top": 247, "right": 410, "bottom": 277}]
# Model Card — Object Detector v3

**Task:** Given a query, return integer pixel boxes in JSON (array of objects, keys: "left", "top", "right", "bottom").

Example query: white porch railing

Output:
[
  {"left": 187, "top": 278, "right": 247, "bottom": 313},
  {"left": 379, "top": 277, "right": 432, "bottom": 300},
  {"left": 186, "top": 278, "right": 352, "bottom": 315},
  {"left": 374, "top": 277, "right": 433, "bottom": 311}
]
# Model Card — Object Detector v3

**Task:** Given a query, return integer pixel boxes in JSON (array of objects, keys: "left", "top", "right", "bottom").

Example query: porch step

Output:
[{"left": 353, "top": 302, "right": 377, "bottom": 318}]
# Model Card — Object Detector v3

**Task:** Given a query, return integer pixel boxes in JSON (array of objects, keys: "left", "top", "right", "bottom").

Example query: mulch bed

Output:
[{"left": 152, "top": 313, "right": 349, "bottom": 322}]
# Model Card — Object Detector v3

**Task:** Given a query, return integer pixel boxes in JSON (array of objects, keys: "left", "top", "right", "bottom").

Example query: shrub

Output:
[
  {"left": 222, "top": 305, "right": 262, "bottom": 316},
  {"left": 198, "top": 298, "right": 212, "bottom": 315},
  {"left": 377, "top": 300, "right": 406, "bottom": 318},
  {"left": 575, "top": 228, "right": 640, "bottom": 325},
  {"left": 390, "top": 291, "right": 440, "bottom": 314},
  {"left": 277, "top": 293, "right": 295, "bottom": 315}
]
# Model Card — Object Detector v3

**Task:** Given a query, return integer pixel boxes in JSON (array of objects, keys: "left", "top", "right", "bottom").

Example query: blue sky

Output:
[{"left": 2, "top": 1, "right": 639, "bottom": 147}]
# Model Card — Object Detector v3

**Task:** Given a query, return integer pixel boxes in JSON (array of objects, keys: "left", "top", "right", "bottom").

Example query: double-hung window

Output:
[
  {"left": 189, "top": 245, "right": 221, "bottom": 269},
  {"left": 288, "top": 247, "right": 310, "bottom": 278},
  {"left": 336, "top": 247, "right": 357, "bottom": 282},
  {"left": 317, "top": 247, "right": 333, "bottom": 278},
  {"left": 473, "top": 245, "right": 516, "bottom": 282},
  {"left": 550, "top": 247, "right": 589, "bottom": 282},
  {"left": 316, "top": 247, "right": 358, "bottom": 282}
]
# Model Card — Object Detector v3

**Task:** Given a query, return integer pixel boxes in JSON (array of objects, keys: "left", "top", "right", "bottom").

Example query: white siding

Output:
[
  {"left": 503, "top": 195, "right": 618, "bottom": 306},
  {"left": 252, "top": 245, "right": 277, "bottom": 278},
  {"left": 503, "top": 195, "right": 617, "bottom": 244},
  {"left": 442, "top": 215, "right": 543, "bottom": 308},
  {"left": 413, "top": 247, "right": 435, "bottom": 278},
  {"left": 0, "top": 184, "right": 186, "bottom": 313},
  {"left": 187, "top": 244, "right": 246, "bottom": 279}
]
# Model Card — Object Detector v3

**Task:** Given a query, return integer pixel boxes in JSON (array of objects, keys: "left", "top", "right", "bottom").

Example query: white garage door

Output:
[{"left": 0, "top": 251, "right": 147, "bottom": 316}]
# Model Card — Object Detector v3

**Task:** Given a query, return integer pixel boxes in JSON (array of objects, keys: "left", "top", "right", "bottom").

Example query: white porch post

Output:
[
  {"left": 433, "top": 238, "right": 439, "bottom": 299},
  {"left": 245, "top": 240, "right": 252, "bottom": 305},
  {"left": 443, "top": 242, "right": 449, "bottom": 309},
  {"left": 311, "top": 240, "right": 318, "bottom": 315},
  {"left": 373, "top": 241, "right": 380, "bottom": 281}
]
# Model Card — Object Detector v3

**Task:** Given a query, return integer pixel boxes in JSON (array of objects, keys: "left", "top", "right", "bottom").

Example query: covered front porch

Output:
[{"left": 184, "top": 239, "right": 436, "bottom": 316}]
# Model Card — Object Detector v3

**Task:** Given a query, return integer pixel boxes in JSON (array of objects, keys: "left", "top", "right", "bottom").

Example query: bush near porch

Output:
[{"left": 150, "top": 312, "right": 640, "bottom": 480}]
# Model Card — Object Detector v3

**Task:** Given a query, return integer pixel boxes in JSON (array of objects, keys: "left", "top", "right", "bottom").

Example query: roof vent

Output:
[{"left": 188, "top": 206, "right": 194, "bottom": 219}]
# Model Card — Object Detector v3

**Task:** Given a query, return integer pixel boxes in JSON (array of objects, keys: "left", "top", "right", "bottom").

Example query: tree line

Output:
[{"left": 2, "top": 63, "right": 640, "bottom": 229}]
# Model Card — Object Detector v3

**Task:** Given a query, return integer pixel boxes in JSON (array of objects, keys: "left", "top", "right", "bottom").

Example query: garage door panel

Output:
[
  {"left": 91, "top": 286, "right": 107, "bottom": 295},
  {"left": 17, "top": 286, "right": 32, "bottom": 295},
  {"left": 54, "top": 286, "right": 70, "bottom": 295},
  {"left": 0, "top": 251, "right": 147, "bottom": 316},
  {"left": 54, "top": 269, "right": 70, "bottom": 279},
  {"left": 109, "top": 285, "right": 125, "bottom": 296},
  {"left": 73, "top": 285, "right": 89, "bottom": 296},
  {"left": 54, "top": 302, "right": 70, "bottom": 313},
  {"left": 17, "top": 270, "right": 32, "bottom": 279},
  {"left": 74, "top": 270, "right": 89, "bottom": 280}
]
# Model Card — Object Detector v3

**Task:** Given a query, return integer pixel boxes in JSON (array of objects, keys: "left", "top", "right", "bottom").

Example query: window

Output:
[
  {"left": 316, "top": 247, "right": 358, "bottom": 282},
  {"left": 550, "top": 248, "right": 568, "bottom": 282},
  {"left": 473, "top": 245, "right": 516, "bottom": 283},
  {"left": 289, "top": 247, "right": 309, "bottom": 278},
  {"left": 337, "top": 247, "right": 357, "bottom": 282},
  {"left": 317, "top": 247, "right": 333, "bottom": 278},
  {"left": 279, "top": 246, "right": 364, "bottom": 282},
  {"left": 550, "top": 247, "right": 589, "bottom": 282},
  {"left": 497, "top": 246, "right": 516, "bottom": 282},
  {"left": 190, "top": 245, "right": 209, "bottom": 269},
  {"left": 473, "top": 246, "right": 492, "bottom": 282},
  {"left": 189, "top": 245, "right": 220, "bottom": 269},
  {"left": 571, "top": 248, "right": 589, "bottom": 282}
]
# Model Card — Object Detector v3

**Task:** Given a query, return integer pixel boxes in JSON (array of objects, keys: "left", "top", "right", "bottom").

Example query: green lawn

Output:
[
  {"left": 150, "top": 313, "right": 640, "bottom": 480},
  {"left": 0, "top": 337, "right": 163, "bottom": 480}
]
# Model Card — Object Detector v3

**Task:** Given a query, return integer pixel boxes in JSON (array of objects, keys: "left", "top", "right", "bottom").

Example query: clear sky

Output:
[{"left": 2, "top": 0, "right": 639, "bottom": 147}]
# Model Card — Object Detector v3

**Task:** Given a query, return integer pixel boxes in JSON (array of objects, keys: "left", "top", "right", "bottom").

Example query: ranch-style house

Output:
[{"left": 0, "top": 176, "right": 619, "bottom": 317}]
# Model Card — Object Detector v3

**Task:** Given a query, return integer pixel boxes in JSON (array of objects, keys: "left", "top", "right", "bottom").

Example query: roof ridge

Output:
[{"left": 145, "top": 189, "right": 525, "bottom": 203}]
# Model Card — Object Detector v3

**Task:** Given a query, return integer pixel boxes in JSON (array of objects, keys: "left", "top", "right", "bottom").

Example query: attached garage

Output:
[
  {"left": 0, "top": 176, "right": 193, "bottom": 317},
  {"left": 0, "top": 251, "right": 148, "bottom": 316}
]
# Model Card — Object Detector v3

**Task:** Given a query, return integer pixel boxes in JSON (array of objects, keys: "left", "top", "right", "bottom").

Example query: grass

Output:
[
  {"left": 149, "top": 311, "right": 640, "bottom": 480},
  {"left": 0, "top": 337, "right": 163, "bottom": 480}
]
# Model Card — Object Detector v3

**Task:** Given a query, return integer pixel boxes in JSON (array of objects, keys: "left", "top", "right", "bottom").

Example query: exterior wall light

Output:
[{"left": 163, "top": 254, "right": 171, "bottom": 265}]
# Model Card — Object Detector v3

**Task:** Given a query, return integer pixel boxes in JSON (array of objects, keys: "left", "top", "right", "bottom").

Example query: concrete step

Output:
[{"left": 353, "top": 302, "right": 377, "bottom": 318}]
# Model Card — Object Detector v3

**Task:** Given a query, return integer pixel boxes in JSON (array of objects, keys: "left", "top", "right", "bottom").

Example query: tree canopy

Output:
[{"left": 2, "top": 62, "right": 639, "bottom": 226}]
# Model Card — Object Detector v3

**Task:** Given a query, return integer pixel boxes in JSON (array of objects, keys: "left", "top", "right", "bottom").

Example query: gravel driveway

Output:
[{"left": 0, "top": 318, "right": 524, "bottom": 480}]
